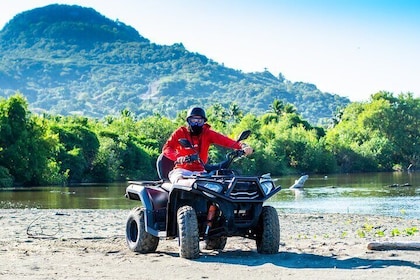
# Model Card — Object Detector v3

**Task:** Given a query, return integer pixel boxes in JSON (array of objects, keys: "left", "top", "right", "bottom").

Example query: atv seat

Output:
[{"left": 156, "top": 153, "right": 174, "bottom": 182}]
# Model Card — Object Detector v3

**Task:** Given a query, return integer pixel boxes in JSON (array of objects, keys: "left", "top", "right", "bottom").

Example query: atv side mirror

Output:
[
  {"left": 179, "top": 138, "right": 193, "bottom": 148},
  {"left": 237, "top": 130, "right": 251, "bottom": 142}
]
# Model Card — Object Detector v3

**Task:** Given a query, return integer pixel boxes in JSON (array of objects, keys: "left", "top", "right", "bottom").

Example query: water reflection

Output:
[
  {"left": 290, "top": 188, "right": 306, "bottom": 200},
  {"left": 0, "top": 183, "right": 132, "bottom": 209},
  {"left": 269, "top": 172, "right": 419, "bottom": 219}
]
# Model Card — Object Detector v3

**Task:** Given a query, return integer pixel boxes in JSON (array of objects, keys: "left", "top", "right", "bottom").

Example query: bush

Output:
[{"left": 0, "top": 166, "right": 13, "bottom": 188}]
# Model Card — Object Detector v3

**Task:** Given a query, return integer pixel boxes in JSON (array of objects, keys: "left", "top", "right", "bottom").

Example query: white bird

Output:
[{"left": 289, "top": 175, "right": 309, "bottom": 189}]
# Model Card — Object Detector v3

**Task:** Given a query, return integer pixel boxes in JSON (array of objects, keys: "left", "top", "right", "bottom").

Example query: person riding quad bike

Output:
[
  {"left": 125, "top": 107, "right": 281, "bottom": 259},
  {"left": 163, "top": 107, "right": 253, "bottom": 185}
]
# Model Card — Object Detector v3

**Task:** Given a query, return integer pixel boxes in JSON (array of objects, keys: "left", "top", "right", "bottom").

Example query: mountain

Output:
[{"left": 0, "top": 4, "right": 350, "bottom": 124}]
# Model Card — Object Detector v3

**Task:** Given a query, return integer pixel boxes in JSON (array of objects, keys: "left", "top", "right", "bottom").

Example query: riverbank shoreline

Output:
[{"left": 1, "top": 209, "right": 419, "bottom": 279}]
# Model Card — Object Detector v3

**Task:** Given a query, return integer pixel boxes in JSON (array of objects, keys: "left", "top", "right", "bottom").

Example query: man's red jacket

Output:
[{"left": 162, "top": 124, "right": 242, "bottom": 172}]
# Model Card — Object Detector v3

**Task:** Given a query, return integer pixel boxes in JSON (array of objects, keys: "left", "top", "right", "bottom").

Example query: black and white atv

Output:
[{"left": 125, "top": 130, "right": 282, "bottom": 259}]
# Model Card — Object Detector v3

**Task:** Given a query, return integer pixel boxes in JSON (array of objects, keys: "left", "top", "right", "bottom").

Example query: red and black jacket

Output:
[{"left": 162, "top": 124, "right": 242, "bottom": 172}]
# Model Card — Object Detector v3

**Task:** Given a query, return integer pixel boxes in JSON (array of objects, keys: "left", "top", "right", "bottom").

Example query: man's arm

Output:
[{"left": 162, "top": 129, "right": 181, "bottom": 162}]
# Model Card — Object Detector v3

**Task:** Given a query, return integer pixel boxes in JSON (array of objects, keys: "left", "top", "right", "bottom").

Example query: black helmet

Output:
[{"left": 186, "top": 107, "right": 207, "bottom": 121}]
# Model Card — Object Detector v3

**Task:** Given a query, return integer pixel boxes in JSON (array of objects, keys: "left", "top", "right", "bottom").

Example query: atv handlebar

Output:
[
  {"left": 178, "top": 130, "right": 251, "bottom": 172},
  {"left": 204, "top": 149, "right": 245, "bottom": 172},
  {"left": 182, "top": 149, "right": 245, "bottom": 170}
]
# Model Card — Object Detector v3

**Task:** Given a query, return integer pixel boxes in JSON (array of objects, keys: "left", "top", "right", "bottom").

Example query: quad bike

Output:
[{"left": 124, "top": 130, "right": 282, "bottom": 259}]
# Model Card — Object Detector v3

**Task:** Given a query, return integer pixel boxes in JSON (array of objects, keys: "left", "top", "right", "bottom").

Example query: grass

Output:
[
  {"left": 391, "top": 228, "right": 401, "bottom": 236},
  {"left": 404, "top": 227, "right": 419, "bottom": 236},
  {"left": 291, "top": 219, "right": 418, "bottom": 240},
  {"left": 352, "top": 223, "right": 419, "bottom": 239}
]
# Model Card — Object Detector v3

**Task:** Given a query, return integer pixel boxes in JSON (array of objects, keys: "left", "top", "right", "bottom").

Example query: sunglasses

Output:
[{"left": 188, "top": 117, "right": 205, "bottom": 126}]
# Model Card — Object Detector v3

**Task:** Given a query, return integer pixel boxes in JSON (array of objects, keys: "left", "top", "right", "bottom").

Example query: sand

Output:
[{"left": 0, "top": 209, "right": 419, "bottom": 279}]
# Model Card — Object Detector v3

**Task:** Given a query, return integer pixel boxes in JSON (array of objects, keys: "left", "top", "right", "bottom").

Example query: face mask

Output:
[{"left": 189, "top": 124, "right": 203, "bottom": 135}]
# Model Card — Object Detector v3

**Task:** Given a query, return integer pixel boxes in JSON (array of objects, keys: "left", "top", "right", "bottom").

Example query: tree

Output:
[
  {"left": 227, "top": 103, "right": 243, "bottom": 124},
  {"left": 269, "top": 99, "right": 285, "bottom": 116},
  {"left": 0, "top": 94, "right": 60, "bottom": 185},
  {"left": 206, "top": 103, "right": 228, "bottom": 132},
  {"left": 325, "top": 92, "right": 420, "bottom": 171},
  {"left": 50, "top": 120, "right": 100, "bottom": 182},
  {"left": 136, "top": 114, "right": 176, "bottom": 151}
]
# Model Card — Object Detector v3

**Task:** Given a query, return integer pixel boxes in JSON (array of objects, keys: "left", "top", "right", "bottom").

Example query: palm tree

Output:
[
  {"left": 269, "top": 99, "right": 285, "bottom": 116},
  {"left": 207, "top": 103, "right": 227, "bottom": 127},
  {"left": 283, "top": 103, "right": 297, "bottom": 114},
  {"left": 227, "top": 103, "right": 243, "bottom": 123}
]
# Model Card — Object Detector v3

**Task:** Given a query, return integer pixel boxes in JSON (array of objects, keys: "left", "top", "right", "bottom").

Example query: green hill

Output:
[{"left": 0, "top": 4, "right": 350, "bottom": 124}]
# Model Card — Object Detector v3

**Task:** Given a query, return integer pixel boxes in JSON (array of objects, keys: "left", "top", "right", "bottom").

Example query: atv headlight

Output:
[
  {"left": 260, "top": 180, "right": 274, "bottom": 195},
  {"left": 203, "top": 182, "right": 223, "bottom": 193}
]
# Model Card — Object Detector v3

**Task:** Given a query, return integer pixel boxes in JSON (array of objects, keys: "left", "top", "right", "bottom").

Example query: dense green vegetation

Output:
[
  {"left": 1, "top": 92, "right": 418, "bottom": 187},
  {"left": 0, "top": 4, "right": 349, "bottom": 125}
]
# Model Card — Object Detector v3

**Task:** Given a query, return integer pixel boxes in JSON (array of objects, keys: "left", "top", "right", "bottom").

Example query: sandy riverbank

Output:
[{"left": 0, "top": 209, "right": 419, "bottom": 279}]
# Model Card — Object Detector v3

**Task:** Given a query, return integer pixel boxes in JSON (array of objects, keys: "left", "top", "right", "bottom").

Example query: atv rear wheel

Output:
[
  {"left": 126, "top": 207, "right": 159, "bottom": 253},
  {"left": 177, "top": 205, "right": 200, "bottom": 259},
  {"left": 256, "top": 205, "right": 280, "bottom": 254},
  {"left": 204, "top": 236, "right": 227, "bottom": 250}
]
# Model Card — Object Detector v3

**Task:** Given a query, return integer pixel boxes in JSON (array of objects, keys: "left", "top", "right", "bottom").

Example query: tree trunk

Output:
[{"left": 367, "top": 242, "right": 420, "bottom": 251}]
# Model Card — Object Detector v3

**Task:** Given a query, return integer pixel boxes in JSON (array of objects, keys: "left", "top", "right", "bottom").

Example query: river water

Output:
[
  {"left": 272, "top": 172, "right": 419, "bottom": 219},
  {"left": 1, "top": 172, "right": 419, "bottom": 219}
]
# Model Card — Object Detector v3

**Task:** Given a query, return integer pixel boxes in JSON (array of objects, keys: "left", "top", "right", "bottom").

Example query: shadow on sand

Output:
[{"left": 195, "top": 250, "right": 420, "bottom": 270}]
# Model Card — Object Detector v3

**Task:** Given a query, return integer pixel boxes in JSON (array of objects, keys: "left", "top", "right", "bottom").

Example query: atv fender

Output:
[
  {"left": 126, "top": 183, "right": 169, "bottom": 237},
  {"left": 126, "top": 183, "right": 168, "bottom": 209}
]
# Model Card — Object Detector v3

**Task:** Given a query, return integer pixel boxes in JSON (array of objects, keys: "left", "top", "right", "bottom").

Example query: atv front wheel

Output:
[
  {"left": 256, "top": 205, "right": 280, "bottom": 254},
  {"left": 126, "top": 207, "right": 159, "bottom": 253},
  {"left": 204, "top": 236, "right": 227, "bottom": 250},
  {"left": 177, "top": 205, "right": 200, "bottom": 259}
]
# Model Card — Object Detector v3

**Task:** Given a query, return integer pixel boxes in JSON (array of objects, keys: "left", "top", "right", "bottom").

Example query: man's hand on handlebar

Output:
[
  {"left": 241, "top": 143, "right": 253, "bottom": 156},
  {"left": 176, "top": 156, "right": 188, "bottom": 164},
  {"left": 176, "top": 154, "right": 199, "bottom": 164}
]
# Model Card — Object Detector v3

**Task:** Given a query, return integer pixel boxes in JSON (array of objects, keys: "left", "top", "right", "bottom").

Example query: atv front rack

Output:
[{"left": 193, "top": 176, "right": 281, "bottom": 203}]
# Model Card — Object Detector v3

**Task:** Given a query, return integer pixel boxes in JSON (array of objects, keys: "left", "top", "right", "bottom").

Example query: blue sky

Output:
[{"left": 1, "top": 0, "right": 419, "bottom": 101}]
